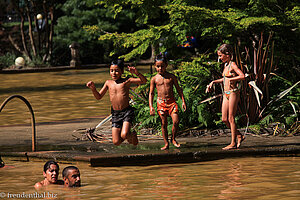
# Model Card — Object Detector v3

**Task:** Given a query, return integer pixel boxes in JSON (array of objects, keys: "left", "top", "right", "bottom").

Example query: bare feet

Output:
[
  {"left": 131, "top": 131, "right": 138, "bottom": 146},
  {"left": 161, "top": 144, "right": 169, "bottom": 150},
  {"left": 171, "top": 139, "right": 180, "bottom": 148},
  {"left": 126, "top": 134, "right": 133, "bottom": 144},
  {"left": 222, "top": 144, "right": 237, "bottom": 150},
  {"left": 237, "top": 135, "right": 245, "bottom": 148},
  {"left": 127, "top": 131, "right": 139, "bottom": 146}
]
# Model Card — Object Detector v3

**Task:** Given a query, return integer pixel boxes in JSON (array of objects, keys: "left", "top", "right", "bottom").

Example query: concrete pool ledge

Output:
[
  {"left": 1, "top": 143, "right": 299, "bottom": 167},
  {"left": 89, "top": 147, "right": 300, "bottom": 167},
  {"left": 0, "top": 120, "right": 299, "bottom": 167}
]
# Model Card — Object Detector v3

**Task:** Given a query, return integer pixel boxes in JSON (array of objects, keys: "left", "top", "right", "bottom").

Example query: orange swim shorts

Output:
[{"left": 157, "top": 97, "right": 179, "bottom": 116}]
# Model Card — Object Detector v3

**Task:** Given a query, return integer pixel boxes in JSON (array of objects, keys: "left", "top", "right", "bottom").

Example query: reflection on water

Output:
[
  {"left": 0, "top": 66, "right": 151, "bottom": 126},
  {"left": 0, "top": 157, "right": 299, "bottom": 199}
]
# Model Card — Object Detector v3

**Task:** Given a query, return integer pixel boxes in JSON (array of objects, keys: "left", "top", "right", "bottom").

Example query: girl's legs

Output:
[
  {"left": 170, "top": 112, "right": 180, "bottom": 147},
  {"left": 223, "top": 92, "right": 241, "bottom": 150},
  {"left": 229, "top": 92, "right": 244, "bottom": 147},
  {"left": 159, "top": 113, "right": 169, "bottom": 150},
  {"left": 112, "top": 127, "right": 123, "bottom": 146},
  {"left": 222, "top": 97, "right": 230, "bottom": 128},
  {"left": 222, "top": 97, "right": 236, "bottom": 149}
]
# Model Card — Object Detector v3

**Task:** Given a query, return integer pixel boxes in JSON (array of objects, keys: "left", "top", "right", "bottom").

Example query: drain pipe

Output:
[{"left": 0, "top": 95, "right": 37, "bottom": 152}]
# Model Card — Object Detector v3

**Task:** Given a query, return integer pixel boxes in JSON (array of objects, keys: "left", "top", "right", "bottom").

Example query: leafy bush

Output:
[
  {"left": 260, "top": 77, "right": 299, "bottom": 129},
  {"left": 0, "top": 52, "right": 16, "bottom": 69},
  {"left": 174, "top": 58, "right": 217, "bottom": 129},
  {"left": 130, "top": 56, "right": 227, "bottom": 134}
]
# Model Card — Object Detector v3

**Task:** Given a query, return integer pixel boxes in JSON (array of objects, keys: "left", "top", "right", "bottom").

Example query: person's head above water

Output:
[
  {"left": 43, "top": 160, "right": 59, "bottom": 184},
  {"left": 34, "top": 160, "right": 63, "bottom": 189},
  {"left": 44, "top": 160, "right": 59, "bottom": 173},
  {"left": 62, "top": 166, "right": 81, "bottom": 187}
]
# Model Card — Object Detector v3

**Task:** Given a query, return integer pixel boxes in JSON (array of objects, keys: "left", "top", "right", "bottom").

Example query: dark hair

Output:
[
  {"left": 217, "top": 44, "right": 234, "bottom": 56},
  {"left": 155, "top": 53, "right": 167, "bottom": 64},
  {"left": 43, "top": 161, "right": 59, "bottom": 173},
  {"left": 62, "top": 166, "right": 79, "bottom": 178},
  {"left": 111, "top": 59, "right": 125, "bottom": 71}
]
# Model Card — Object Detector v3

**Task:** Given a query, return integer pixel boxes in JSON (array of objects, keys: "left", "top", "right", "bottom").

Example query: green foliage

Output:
[
  {"left": 130, "top": 73, "right": 161, "bottom": 131},
  {"left": 249, "top": 124, "right": 262, "bottom": 135},
  {"left": 0, "top": 52, "right": 16, "bottom": 69},
  {"left": 94, "top": 0, "right": 299, "bottom": 62},
  {"left": 286, "top": 6, "right": 300, "bottom": 27},
  {"left": 233, "top": 33, "right": 299, "bottom": 132},
  {"left": 85, "top": 0, "right": 300, "bottom": 133},
  {"left": 261, "top": 78, "right": 300, "bottom": 128},
  {"left": 54, "top": 0, "right": 139, "bottom": 65},
  {"left": 174, "top": 56, "right": 222, "bottom": 129},
  {"left": 129, "top": 56, "right": 226, "bottom": 133},
  {"left": 27, "top": 55, "right": 50, "bottom": 68}
]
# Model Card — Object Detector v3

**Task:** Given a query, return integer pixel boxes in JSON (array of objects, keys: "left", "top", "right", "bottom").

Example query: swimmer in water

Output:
[
  {"left": 62, "top": 166, "right": 81, "bottom": 187},
  {"left": 34, "top": 161, "right": 64, "bottom": 189}
]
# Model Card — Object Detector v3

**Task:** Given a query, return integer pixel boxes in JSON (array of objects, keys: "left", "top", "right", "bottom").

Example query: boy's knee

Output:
[
  {"left": 161, "top": 118, "right": 168, "bottom": 126},
  {"left": 121, "top": 132, "right": 127, "bottom": 139},
  {"left": 113, "top": 139, "right": 122, "bottom": 146},
  {"left": 113, "top": 142, "right": 121, "bottom": 146}
]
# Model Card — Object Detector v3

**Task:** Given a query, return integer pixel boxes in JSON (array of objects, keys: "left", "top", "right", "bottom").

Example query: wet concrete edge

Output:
[{"left": 1, "top": 145, "right": 299, "bottom": 167}]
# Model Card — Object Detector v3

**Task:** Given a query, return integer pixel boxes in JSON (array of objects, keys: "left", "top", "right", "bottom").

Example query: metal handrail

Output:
[{"left": 0, "top": 95, "right": 37, "bottom": 151}]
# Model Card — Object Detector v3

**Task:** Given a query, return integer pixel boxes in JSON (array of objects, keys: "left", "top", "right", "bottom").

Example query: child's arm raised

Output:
[
  {"left": 173, "top": 75, "right": 187, "bottom": 112},
  {"left": 86, "top": 80, "right": 108, "bottom": 100},
  {"left": 128, "top": 66, "right": 147, "bottom": 85},
  {"left": 149, "top": 77, "right": 156, "bottom": 116}
]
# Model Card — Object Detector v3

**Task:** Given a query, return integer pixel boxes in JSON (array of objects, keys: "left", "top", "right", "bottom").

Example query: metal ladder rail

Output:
[{"left": 0, "top": 95, "right": 37, "bottom": 152}]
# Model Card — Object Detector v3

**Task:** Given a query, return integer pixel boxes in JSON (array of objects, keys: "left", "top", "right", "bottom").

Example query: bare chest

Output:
[
  {"left": 155, "top": 77, "right": 173, "bottom": 87},
  {"left": 109, "top": 82, "right": 128, "bottom": 94}
]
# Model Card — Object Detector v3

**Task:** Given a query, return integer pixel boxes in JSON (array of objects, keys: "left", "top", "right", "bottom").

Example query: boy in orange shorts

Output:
[{"left": 149, "top": 54, "right": 187, "bottom": 150}]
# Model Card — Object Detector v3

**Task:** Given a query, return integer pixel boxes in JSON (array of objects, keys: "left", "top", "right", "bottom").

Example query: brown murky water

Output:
[
  {"left": 0, "top": 66, "right": 151, "bottom": 126},
  {"left": 0, "top": 157, "right": 299, "bottom": 199}
]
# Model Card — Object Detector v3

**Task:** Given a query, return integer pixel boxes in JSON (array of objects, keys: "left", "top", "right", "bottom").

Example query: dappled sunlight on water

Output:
[
  {"left": 0, "top": 157, "right": 299, "bottom": 199},
  {"left": 0, "top": 66, "right": 151, "bottom": 126}
]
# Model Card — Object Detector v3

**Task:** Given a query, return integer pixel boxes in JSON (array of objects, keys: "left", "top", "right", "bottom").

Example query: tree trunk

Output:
[
  {"left": 19, "top": 10, "right": 31, "bottom": 61},
  {"left": 25, "top": 2, "right": 37, "bottom": 57},
  {"left": 30, "top": 0, "right": 41, "bottom": 55},
  {"left": 10, "top": 0, "right": 31, "bottom": 61},
  {"left": 48, "top": 6, "right": 54, "bottom": 62},
  {"left": 8, "top": 35, "right": 25, "bottom": 56},
  {"left": 42, "top": 1, "right": 50, "bottom": 62}
]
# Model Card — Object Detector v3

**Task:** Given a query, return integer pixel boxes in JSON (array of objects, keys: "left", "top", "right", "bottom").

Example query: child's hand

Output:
[
  {"left": 128, "top": 66, "right": 138, "bottom": 75},
  {"left": 205, "top": 81, "right": 214, "bottom": 93},
  {"left": 86, "top": 81, "right": 95, "bottom": 90},
  {"left": 150, "top": 107, "right": 155, "bottom": 116}
]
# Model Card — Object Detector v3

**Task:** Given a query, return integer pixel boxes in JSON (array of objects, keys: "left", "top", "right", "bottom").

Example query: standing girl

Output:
[{"left": 207, "top": 44, "right": 245, "bottom": 150}]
